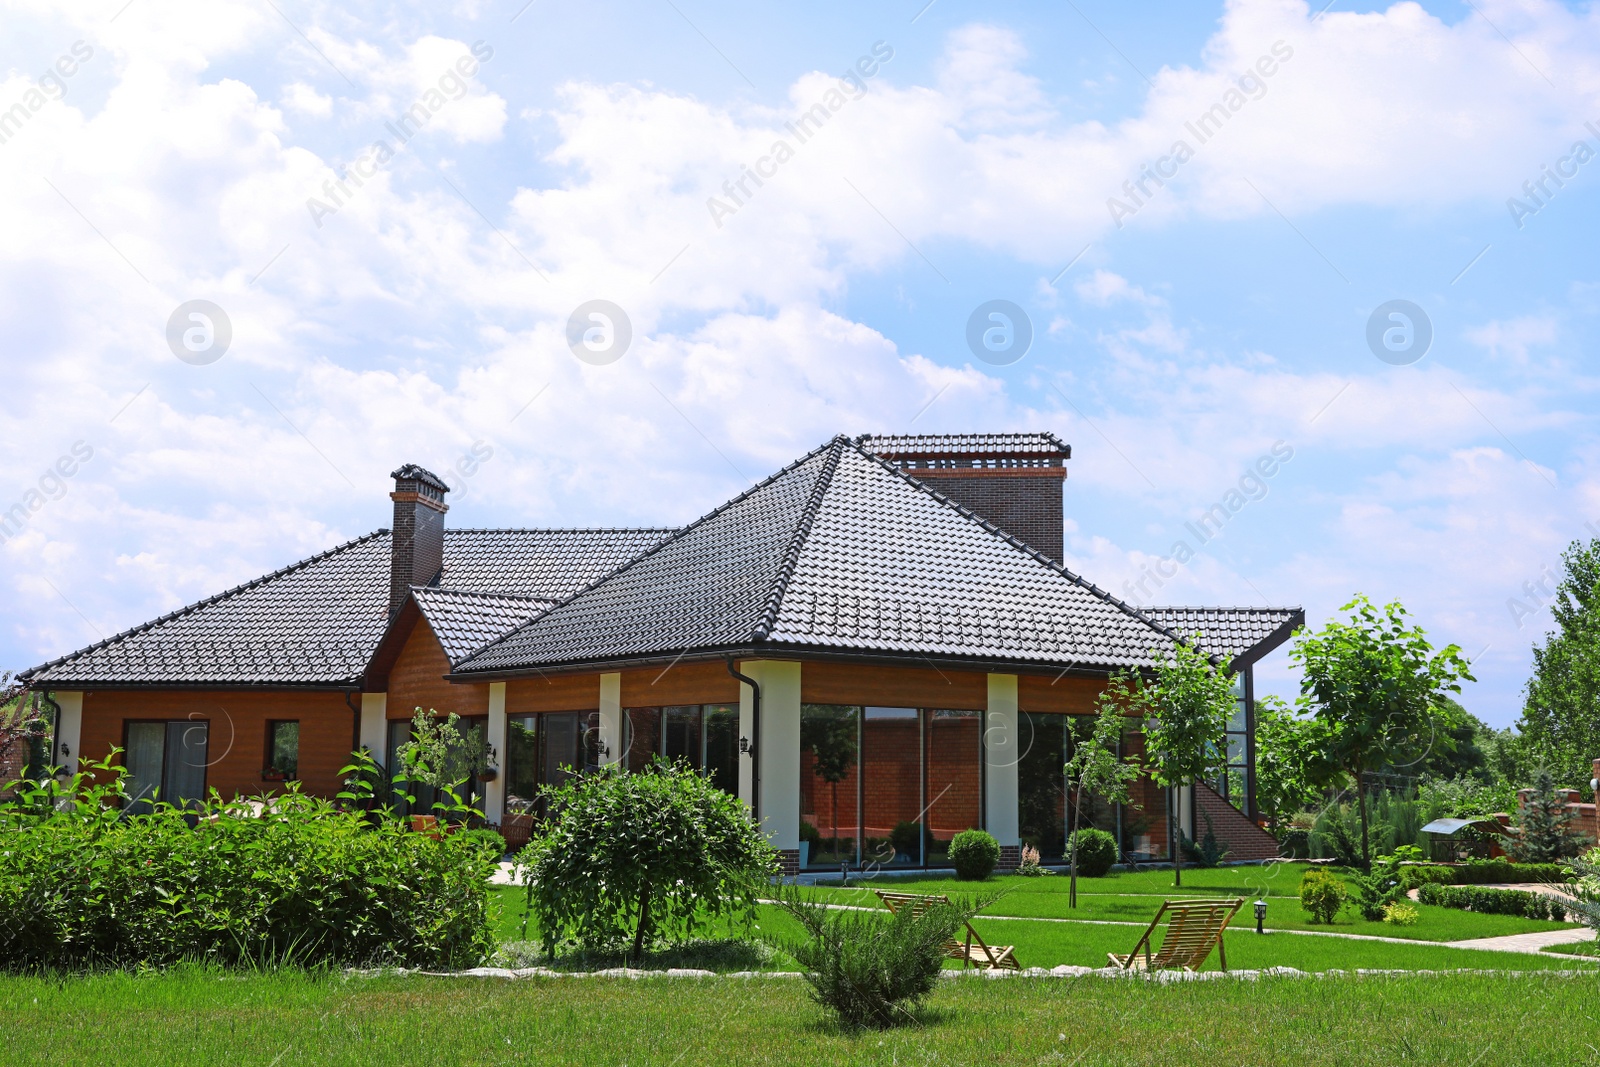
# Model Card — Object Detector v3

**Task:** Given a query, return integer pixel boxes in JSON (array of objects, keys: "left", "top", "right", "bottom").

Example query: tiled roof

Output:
[
  {"left": 859, "top": 432, "right": 1070, "bottom": 457},
  {"left": 456, "top": 437, "right": 1200, "bottom": 675},
  {"left": 20, "top": 528, "right": 671, "bottom": 687},
  {"left": 411, "top": 587, "right": 552, "bottom": 665},
  {"left": 1142, "top": 606, "right": 1305, "bottom": 666}
]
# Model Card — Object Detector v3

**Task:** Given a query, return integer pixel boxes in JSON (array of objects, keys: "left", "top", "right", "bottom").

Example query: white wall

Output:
[
  {"left": 598, "top": 672, "right": 622, "bottom": 767},
  {"left": 51, "top": 691, "right": 83, "bottom": 774},
  {"left": 736, "top": 659, "right": 801, "bottom": 850},
  {"left": 484, "top": 682, "right": 507, "bottom": 822},
  {"left": 984, "top": 674, "right": 1021, "bottom": 846},
  {"left": 358, "top": 692, "right": 387, "bottom": 757}
]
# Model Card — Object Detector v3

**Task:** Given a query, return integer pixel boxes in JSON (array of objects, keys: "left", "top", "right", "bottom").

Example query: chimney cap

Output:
[
  {"left": 858, "top": 432, "right": 1070, "bottom": 460},
  {"left": 390, "top": 464, "right": 450, "bottom": 494}
]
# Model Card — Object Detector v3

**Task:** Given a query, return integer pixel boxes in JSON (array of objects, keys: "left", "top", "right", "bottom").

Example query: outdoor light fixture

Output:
[
  {"left": 739, "top": 736, "right": 752, "bottom": 756},
  {"left": 1254, "top": 899, "right": 1268, "bottom": 934}
]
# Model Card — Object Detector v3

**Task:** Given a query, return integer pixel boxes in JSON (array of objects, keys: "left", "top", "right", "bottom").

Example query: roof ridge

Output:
[
  {"left": 752, "top": 436, "right": 848, "bottom": 641},
  {"left": 444, "top": 527, "right": 677, "bottom": 535},
  {"left": 845, "top": 439, "right": 1199, "bottom": 657},
  {"left": 18, "top": 530, "right": 389, "bottom": 683},
  {"left": 1148, "top": 604, "right": 1300, "bottom": 612},
  {"left": 453, "top": 439, "right": 842, "bottom": 672},
  {"left": 413, "top": 585, "right": 551, "bottom": 604}
]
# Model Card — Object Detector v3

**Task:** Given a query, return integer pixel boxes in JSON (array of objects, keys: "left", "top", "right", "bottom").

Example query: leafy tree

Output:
[
  {"left": 1291, "top": 595, "right": 1474, "bottom": 867},
  {"left": 1508, "top": 767, "right": 1578, "bottom": 862},
  {"left": 1519, "top": 538, "right": 1600, "bottom": 788},
  {"left": 1129, "top": 638, "right": 1237, "bottom": 887},
  {"left": 1252, "top": 693, "right": 1328, "bottom": 828},
  {"left": 521, "top": 760, "right": 778, "bottom": 964},
  {"left": 1064, "top": 681, "right": 1141, "bottom": 906},
  {"left": 395, "top": 707, "right": 490, "bottom": 814}
]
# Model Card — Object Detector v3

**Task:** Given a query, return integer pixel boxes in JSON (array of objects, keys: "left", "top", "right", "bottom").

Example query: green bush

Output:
[
  {"left": 1398, "top": 864, "right": 1458, "bottom": 890},
  {"left": 799, "top": 820, "right": 822, "bottom": 848},
  {"left": 1277, "top": 827, "right": 1310, "bottom": 859},
  {"left": 0, "top": 757, "right": 500, "bottom": 971},
  {"left": 1299, "top": 869, "right": 1347, "bottom": 924},
  {"left": 946, "top": 829, "right": 1000, "bottom": 881},
  {"left": 521, "top": 760, "right": 777, "bottom": 962},
  {"left": 1416, "top": 883, "right": 1568, "bottom": 921},
  {"left": 775, "top": 888, "right": 981, "bottom": 1030},
  {"left": 1066, "top": 828, "right": 1117, "bottom": 878},
  {"left": 890, "top": 821, "right": 924, "bottom": 859},
  {"left": 1454, "top": 859, "right": 1569, "bottom": 885}
]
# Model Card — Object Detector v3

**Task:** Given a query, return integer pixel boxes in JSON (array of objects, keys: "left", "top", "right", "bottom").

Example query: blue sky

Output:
[{"left": 2, "top": 0, "right": 1597, "bottom": 727}]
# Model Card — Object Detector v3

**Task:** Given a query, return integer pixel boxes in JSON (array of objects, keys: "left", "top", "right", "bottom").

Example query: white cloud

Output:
[
  {"left": 1465, "top": 315, "right": 1558, "bottom": 363},
  {"left": 281, "top": 81, "right": 332, "bottom": 117}
]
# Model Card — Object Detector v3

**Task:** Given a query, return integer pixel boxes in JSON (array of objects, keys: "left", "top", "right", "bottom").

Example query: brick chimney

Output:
[
  {"left": 388, "top": 464, "right": 450, "bottom": 617},
  {"left": 860, "top": 433, "right": 1070, "bottom": 561}
]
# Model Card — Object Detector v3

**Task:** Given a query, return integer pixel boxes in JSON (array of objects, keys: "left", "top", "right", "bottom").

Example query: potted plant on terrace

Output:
[{"left": 394, "top": 707, "right": 491, "bottom": 836}]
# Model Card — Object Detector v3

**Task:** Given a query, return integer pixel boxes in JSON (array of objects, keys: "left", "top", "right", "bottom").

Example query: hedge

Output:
[
  {"left": 0, "top": 759, "right": 501, "bottom": 971},
  {"left": 1416, "top": 883, "right": 1569, "bottom": 922},
  {"left": 1401, "top": 860, "right": 1570, "bottom": 889}
]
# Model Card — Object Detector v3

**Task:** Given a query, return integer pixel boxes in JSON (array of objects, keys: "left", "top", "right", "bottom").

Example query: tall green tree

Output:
[
  {"left": 1291, "top": 596, "right": 1474, "bottom": 867},
  {"left": 1064, "top": 683, "right": 1142, "bottom": 906},
  {"left": 1518, "top": 537, "right": 1600, "bottom": 788},
  {"left": 1508, "top": 767, "right": 1578, "bottom": 862},
  {"left": 1252, "top": 693, "right": 1329, "bottom": 828},
  {"left": 1131, "top": 638, "right": 1237, "bottom": 887}
]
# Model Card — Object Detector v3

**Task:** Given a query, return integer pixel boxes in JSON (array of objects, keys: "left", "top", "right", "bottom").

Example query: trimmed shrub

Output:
[
  {"left": 0, "top": 758, "right": 500, "bottom": 971},
  {"left": 1454, "top": 859, "right": 1569, "bottom": 885},
  {"left": 947, "top": 829, "right": 1000, "bottom": 881},
  {"left": 1299, "top": 868, "right": 1347, "bottom": 924},
  {"left": 1382, "top": 901, "right": 1419, "bottom": 926},
  {"left": 522, "top": 760, "right": 778, "bottom": 962},
  {"left": 890, "top": 821, "right": 923, "bottom": 859},
  {"left": 1067, "top": 828, "right": 1118, "bottom": 878},
  {"left": 775, "top": 888, "right": 982, "bottom": 1030},
  {"left": 1416, "top": 883, "right": 1568, "bottom": 921}
]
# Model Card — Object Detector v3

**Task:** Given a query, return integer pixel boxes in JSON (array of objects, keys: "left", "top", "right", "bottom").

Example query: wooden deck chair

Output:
[
  {"left": 875, "top": 891, "right": 1021, "bottom": 971},
  {"left": 1108, "top": 898, "right": 1243, "bottom": 973}
]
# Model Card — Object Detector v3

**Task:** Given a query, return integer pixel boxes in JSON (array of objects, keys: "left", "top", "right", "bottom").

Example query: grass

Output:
[
  {"left": 797, "top": 867, "right": 1583, "bottom": 942},
  {"left": 7, "top": 965, "right": 1600, "bottom": 1066},
  {"left": 488, "top": 888, "right": 1590, "bottom": 974}
]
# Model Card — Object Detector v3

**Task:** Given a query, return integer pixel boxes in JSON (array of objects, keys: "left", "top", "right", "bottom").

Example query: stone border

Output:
[{"left": 369, "top": 964, "right": 1599, "bottom": 982}]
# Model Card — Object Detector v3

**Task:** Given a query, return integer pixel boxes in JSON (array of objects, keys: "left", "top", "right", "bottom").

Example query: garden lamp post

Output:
[{"left": 1254, "top": 899, "right": 1267, "bottom": 934}]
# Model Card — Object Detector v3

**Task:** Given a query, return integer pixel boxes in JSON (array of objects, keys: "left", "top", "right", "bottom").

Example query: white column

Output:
[
  {"left": 51, "top": 691, "right": 83, "bottom": 773},
  {"left": 984, "top": 674, "right": 1021, "bottom": 846},
  {"left": 735, "top": 660, "right": 801, "bottom": 850},
  {"left": 598, "top": 672, "right": 623, "bottom": 767},
  {"left": 484, "top": 682, "right": 507, "bottom": 822},
  {"left": 358, "top": 693, "right": 387, "bottom": 757},
  {"left": 1180, "top": 783, "right": 1194, "bottom": 841}
]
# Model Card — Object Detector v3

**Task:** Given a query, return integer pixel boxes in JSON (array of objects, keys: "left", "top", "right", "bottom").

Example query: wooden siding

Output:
[
  {"left": 504, "top": 673, "right": 600, "bottom": 715},
  {"left": 78, "top": 689, "right": 355, "bottom": 800},
  {"left": 387, "top": 617, "right": 489, "bottom": 720},
  {"left": 799, "top": 662, "right": 987, "bottom": 710},
  {"left": 621, "top": 661, "right": 740, "bottom": 707},
  {"left": 1017, "top": 673, "right": 1103, "bottom": 715}
]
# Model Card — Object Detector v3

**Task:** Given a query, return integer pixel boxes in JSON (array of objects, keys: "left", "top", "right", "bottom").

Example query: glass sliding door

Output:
[
  {"left": 624, "top": 707, "right": 661, "bottom": 772},
  {"left": 702, "top": 704, "right": 739, "bottom": 794},
  {"left": 662, "top": 705, "right": 701, "bottom": 766},
  {"left": 861, "top": 707, "right": 921, "bottom": 868},
  {"left": 505, "top": 715, "right": 539, "bottom": 815},
  {"left": 124, "top": 722, "right": 166, "bottom": 815},
  {"left": 503, "top": 711, "right": 602, "bottom": 817},
  {"left": 924, "top": 710, "right": 981, "bottom": 868},
  {"left": 1018, "top": 712, "right": 1068, "bottom": 861},
  {"left": 800, "top": 704, "right": 858, "bottom": 868}
]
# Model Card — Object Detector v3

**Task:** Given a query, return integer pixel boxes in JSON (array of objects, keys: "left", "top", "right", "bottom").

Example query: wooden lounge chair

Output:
[
  {"left": 1108, "top": 898, "right": 1244, "bottom": 973},
  {"left": 875, "top": 891, "right": 1020, "bottom": 971}
]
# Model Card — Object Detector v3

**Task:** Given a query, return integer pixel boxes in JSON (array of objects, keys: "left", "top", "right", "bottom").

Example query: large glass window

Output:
[
  {"left": 1217, "top": 674, "right": 1249, "bottom": 811},
  {"left": 1017, "top": 713, "right": 1124, "bottom": 863},
  {"left": 503, "top": 711, "right": 601, "bottom": 817},
  {"left": 800, "top": 704, "right": 859, "bottom": 868},
  {"left": 124, "top": 720, "right": 209, "bottom": 814},
  {"left": 799, "top": 705, "right": 983, "bottom": 871},
  {"left": 385, "top": 715, "right": 491, "bottom": 814},
  {"left": 923, "top": 710, "right": 981, "bottom": 867},
  {"left": 623, "top": 704, "right": 740, "bottom": 793}
]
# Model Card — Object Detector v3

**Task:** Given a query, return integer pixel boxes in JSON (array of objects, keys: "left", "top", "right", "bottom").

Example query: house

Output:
[{"left": 20, "top": 433, "right": 1301, "bottom": 871}]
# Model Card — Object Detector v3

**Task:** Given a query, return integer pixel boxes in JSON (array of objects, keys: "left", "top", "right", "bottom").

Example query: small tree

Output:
[
  {"left": 1064, "top": 681, "right": 1141, "bottom": 906},
  {"left": 522, "top": 760, "right": 778, "bottom": 964},
  {"left": 1133, "top": 638, "right": 1236, "bottom": 886},
  {"left": 1509, "top": 767, "right": 1578, "bottom": 862},
  {"left": 395, "top": 707, "right": 490, "bottom": 814},
  {"left": 1292, "top": 596, "right": 1474, "bottom": 868}
]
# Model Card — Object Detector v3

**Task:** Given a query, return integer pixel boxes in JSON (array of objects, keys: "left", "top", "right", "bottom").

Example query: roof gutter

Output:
[{"left": 725, "top": 657, "right": 760, "bottom": 828}]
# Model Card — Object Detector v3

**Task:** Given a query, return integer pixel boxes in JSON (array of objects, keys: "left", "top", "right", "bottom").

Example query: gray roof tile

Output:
[
  {"left": 411, "top": 587, "right": 552, "bottom": 665},
  {"left": 1142, "top": 606, "right": 1305, "bottom": 665},
  {"left": 21, "top": 528, "right": 670, "bottom": 687},
  {"left": 456, "top": 438, "right": 1223, "bottom": 675}
]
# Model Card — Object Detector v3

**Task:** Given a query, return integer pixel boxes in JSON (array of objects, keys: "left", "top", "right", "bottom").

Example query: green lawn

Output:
[
  {"left": 796, "top": 868, "right": 1583, "bottom": 942},
  {"left": 488, "top": 888, "right": 1592, "bottom": 973},
  {"left": 9, "top": 966, "right": 1600, "bottom": 1066}
]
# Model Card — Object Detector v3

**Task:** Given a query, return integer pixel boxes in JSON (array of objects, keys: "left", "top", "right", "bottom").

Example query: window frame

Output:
[{"left": 263, "top": 719, "right": 300, "bottom": 781}]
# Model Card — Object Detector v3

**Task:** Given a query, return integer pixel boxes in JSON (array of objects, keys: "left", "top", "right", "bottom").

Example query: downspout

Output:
[
  {"left": 39, "top": 690, "right": 61, "bottom": 777},
  {"left": 343, "top": 689, "right": 362, "bottom": 759},
  {"left": 725, "top": 658, "right": 760, "bottom": 827}
]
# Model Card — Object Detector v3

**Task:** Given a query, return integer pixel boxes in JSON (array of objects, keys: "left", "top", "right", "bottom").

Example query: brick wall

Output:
[
  {"left": 910, "top": 471, "right": 1065, "bottom": 562},
  {"left": 1194, "top": 781, "right": 1281, "bottom": 862},
  {"left": 77, "top": 689, "right": 357, "bottom": 800}
]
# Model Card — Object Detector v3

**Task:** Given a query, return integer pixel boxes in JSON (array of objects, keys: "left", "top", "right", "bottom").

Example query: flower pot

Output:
[
  {"left": 410, "top": 815, "right": 441, "bottom": 840},
  {"left": 478, "top": 766, "right": 499, "bottom": 783},
  {"left": 500, "top": 813, "right": 534, "bottom": 852}
]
